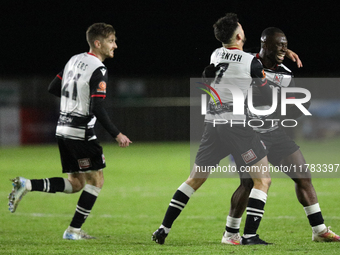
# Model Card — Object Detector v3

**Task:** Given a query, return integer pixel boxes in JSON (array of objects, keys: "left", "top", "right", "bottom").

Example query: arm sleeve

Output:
[
  {"left": 286, "top": 75, "right": 296, "bottom": 99},
  {"left": 91, "top": 97, "right": 120, "bottom": 138},
  {"left": 284, "top": 77, "right": 311, "bottom": 119},
  {"left": 90, "top": 67, "right": 120, "bottom": 138},
  {"left": 250, "top": 58, "right": 273, "bottom": 105},
  {"left": 285, "top": 101, "right": 311, "bottom": 119},
  {"left": 48, "top": 71, "right": 63, "bottom": 97}
]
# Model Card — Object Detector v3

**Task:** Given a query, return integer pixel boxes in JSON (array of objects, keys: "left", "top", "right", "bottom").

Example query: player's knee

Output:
[
  {"left": 67, "top": 173, "right": 86, "bottom": 193},
  {"left": 96, "top": 177, "right": 104, "bottom": 189},
  {"left": 295, "top": 177, "right": 312, "bottom": 188},
  {"left": 263, "top": 177, "right": 272, "bottom": 187},
  {"left": 70, "top": 179, "right": 86, "bottom": 193},
  {"left": 185, "top": 177, "right": 206, "bottom": 191},
  {"left": 253, "top": 177, "right": 271, "bottom": 189},
  {"left": 85, "top": 171, "right": 104, "bottom": 188},
  {"left": 240, "top": 178, "right": 254, "bottom": 191}
]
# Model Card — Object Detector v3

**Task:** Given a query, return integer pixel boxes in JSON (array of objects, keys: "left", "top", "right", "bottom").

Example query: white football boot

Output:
[
  {"left": 63, "top": 227, "right": 96, "bottom": 240},
  {"left": 312, "top": 226, "right": 340, "bottom": 242},
  {"left": 221, "top": 231, "right": 241, "bottom": 245},
  {"left": 8, "top": 177, "right": 28, "bottom": 213}
]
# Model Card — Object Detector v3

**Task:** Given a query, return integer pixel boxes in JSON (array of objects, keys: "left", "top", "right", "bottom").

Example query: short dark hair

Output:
[
  {"left": 86, "top": 23, "right": 116, "bottom": 48},
  {"left": 213, "top": 13, "right": 239, "bottom": 44},
  {"left": 261, "top": 27, "right": 285, "bottom": 42}
]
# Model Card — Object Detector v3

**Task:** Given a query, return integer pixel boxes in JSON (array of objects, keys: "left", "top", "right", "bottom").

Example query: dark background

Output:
[
  {"left": 1, "top": 0, "right": 339, "bottom": 144},
  {"left": 1, "top": 0, "right": 339, "bottom": 79}
]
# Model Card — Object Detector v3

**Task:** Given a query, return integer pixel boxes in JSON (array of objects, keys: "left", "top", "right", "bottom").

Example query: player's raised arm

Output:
[
  {"left": 286, "top": 49, "right": 303, "bottom": 68},
  {"left": 250, "top": 58, "right": 273, "bottom": 105}
]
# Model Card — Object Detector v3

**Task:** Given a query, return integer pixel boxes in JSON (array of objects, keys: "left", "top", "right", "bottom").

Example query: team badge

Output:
[
  {"left": 78, "top": 158, "right": 92, "bottom": 169},
  {"left": 274, "top": 74, "right": 283, "bottom": 85},
  {"left": 97, "top": 81, "right": 107, "bottom": 93},
  {"left": 241, "top": 149, "right": 257, "bottom": 164}
]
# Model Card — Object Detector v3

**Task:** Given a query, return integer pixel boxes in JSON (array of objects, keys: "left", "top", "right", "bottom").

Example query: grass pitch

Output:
[{"left": 0, "top": 140, "right": 340, "bottom": 254}]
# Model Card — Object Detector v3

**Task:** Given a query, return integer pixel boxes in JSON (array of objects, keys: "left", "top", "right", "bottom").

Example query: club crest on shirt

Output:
[
  {"left": 273, "top": 74, "right": 283, "bottom": 85},
  {"left": 97, "top": 81, "right": 107, "bottom": 93}
]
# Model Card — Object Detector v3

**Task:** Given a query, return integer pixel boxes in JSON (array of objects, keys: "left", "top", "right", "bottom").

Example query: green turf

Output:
[{"left": 0, "top": 140, "right": 340, "bottom": 254}]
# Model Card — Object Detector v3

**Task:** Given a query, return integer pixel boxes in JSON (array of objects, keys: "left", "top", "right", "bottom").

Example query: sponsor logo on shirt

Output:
[{"left": 100, "top": 68, "right": 107, "bottom": 76}]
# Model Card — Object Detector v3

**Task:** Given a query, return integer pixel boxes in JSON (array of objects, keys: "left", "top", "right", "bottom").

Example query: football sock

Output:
[
  {"left": 304, "top": 203, "right": 326, "bottom": 233},
  {"left": 159, "top": 225, "right": 171, "bottom": 234},
  {"left": 243, "top": 188, "right": 267, "bottom": 237},
  {"left": 29, "top": 178, "right": 72, "bottom": 193},
  {"left": 225, "top": 216, "right": 242, "bottom": 236},
  {"left": 70, "top": 184, "right": 101, "bottom": 229},
  {"left": 161, "top": 182, "right": 195, "bottom": 232}
]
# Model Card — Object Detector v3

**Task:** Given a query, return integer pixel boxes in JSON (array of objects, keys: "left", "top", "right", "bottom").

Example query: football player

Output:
[{"left": 8, "top": 23, "right": 131, "bottom": 240}]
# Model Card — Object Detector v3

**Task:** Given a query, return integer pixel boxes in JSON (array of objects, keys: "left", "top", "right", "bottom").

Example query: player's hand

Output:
[
  {"left": 286, "top": 49, "right": 303, "bottom": 68},
  {"left": 115, "top": 133, "right": 132, "bottom": 148},
  {"left": 203, "top": 64, "right": 219, "bottom": 78},
  {"left": 202, "top": 64, "right": 219, "bottom": 85}
]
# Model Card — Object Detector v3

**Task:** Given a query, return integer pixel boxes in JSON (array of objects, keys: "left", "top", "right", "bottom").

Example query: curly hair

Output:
[
  {"left": 86, "top": 23, "right": 116, "bottom": 48},
  {"left": 213, "top": 13, "right": 239, "bottom": 44}
]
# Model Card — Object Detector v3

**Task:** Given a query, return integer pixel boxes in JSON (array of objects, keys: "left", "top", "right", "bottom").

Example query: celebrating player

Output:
[
  {"left": 153, "top": 13, "right": 274, "bottom": 245},
  {"left": 222, "top": 27, "right": 340, "bottom": 245},
  {"left": 8, "top": 23, "right": 131, "bottom": 240}
]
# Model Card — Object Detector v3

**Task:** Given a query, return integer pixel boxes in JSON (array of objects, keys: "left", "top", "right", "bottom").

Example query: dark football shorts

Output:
[
  {"left": 260, "top": 127, "right": 300, "bottom": 166},
  {"left": 195, "top": 122, "right": 268, "bottom": 168},
  {"left": 57, "top": 138, "right": 106, "bottom": 173},
  {"left": 238, "top": 127, "right": 300, "bottom": 178}
]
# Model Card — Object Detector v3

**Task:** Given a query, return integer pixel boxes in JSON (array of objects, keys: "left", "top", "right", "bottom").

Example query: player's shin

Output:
[
  {"left": 29, "top": 178, "right": 73, "bottom": 193},
  {"left": 69, "top": 184, "right": 101, "bottom": 229},
  {"left": 160, "top": 182, "right": 195, "bottom": 234},
  {"left": 243, "top": 188, "right": 267, "bottom": 238}
]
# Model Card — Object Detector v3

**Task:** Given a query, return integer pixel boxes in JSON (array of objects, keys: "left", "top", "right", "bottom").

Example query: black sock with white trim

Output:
[
  {"left": 243, "top": 188, "right": 267, "bottom": 237},
  {"left": 70, "top": 184, "right": 101, "bottom": 229},
  {"left": 161, "top": 182, "right": 195, "bottom": 233},
  {"left": 304, "top": 203, "right": 326, "bottom": 234},
  {"left": 30, "top": 178, "right": 66, "bottom": 193}
]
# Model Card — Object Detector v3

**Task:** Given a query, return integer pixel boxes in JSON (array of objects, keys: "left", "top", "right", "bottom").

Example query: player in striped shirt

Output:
[
  {"left": 153, "top": 13, "right": 275, "bottom": 245},
  {"left": 222, "top": 27, "right": 340, "bottom": 245},
  {"left": 8, "top": 23, "right": 131, "bottom": 240}
]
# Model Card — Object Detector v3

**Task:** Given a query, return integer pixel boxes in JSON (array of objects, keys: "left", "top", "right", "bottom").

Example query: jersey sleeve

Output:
[
  {"left": 284, "top": 73, "right": 311, "bottom": 119},
  {"left": 89, "top": 66, "right": 108, "bottom": 98},
  {"left": 250, "top": 57, "right": 272, "bottom": 105},
  {"left": 286, "top": 74, "right": 296, "bottom": 99},
  {"left": 91, "top": 97, "right": 120, "bottom": 138},
  {"left": 89, "top": 66, "right": 121, "bottom": 138},
  {"left": 48, "top": 70, "right": 63, "bottom": 97}
]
